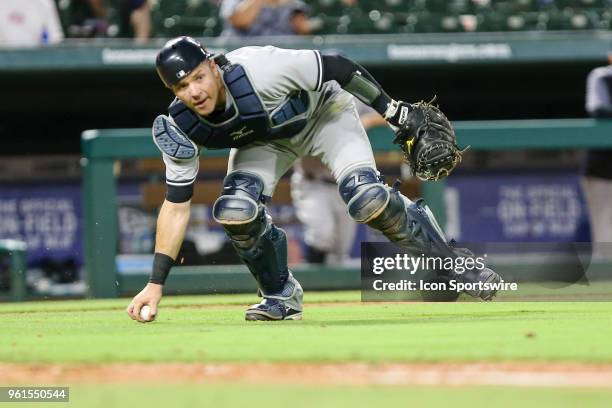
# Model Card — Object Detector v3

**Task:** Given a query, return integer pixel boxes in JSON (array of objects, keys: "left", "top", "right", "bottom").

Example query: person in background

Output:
[
  {"left": 66, "top": 0, "right": 109, "bottom": 38},
  {"left": 117, "top": 0, "right": 152, "bottom": 42},
  {"left": 0, "top": 0, "right": 64, "bottom": 47},
  {"left": 584, "top": 53, "right": 612, "bottom": 258},
  {"left": 219, "top": 0, "right": 313, "bottom": 264},
  {"left": 290, "top": 100, "right": 386, "bottom": 265},
  {"left": 219, "top": 0, "right": 311, "bottom": 37}
]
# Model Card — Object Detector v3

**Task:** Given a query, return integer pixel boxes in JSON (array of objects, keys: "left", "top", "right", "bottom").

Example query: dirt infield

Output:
[{"left": 3, "top": 363, "right": 612, "bottom": 388}]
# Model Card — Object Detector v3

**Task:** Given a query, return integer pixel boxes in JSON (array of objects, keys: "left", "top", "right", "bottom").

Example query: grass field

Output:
[
  {"left": 28, "top": 385, "right": 612, "bottom": 408},
  {"left": 2, "top": 291, "right": 612, "bottom": 407}
]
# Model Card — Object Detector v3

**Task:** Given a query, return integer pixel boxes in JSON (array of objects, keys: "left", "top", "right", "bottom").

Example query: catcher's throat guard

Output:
[
  {"left": 152, "top": 115, "right": 198, "bottom": 161},
  {"left": 168, "top": 63, "right": 310, "bottom": 149}
]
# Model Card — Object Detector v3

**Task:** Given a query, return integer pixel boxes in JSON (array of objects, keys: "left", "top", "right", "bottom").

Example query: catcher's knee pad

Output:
[
  {"left": 213, "top": 171, "right": 289, "bottom": 295},
  {"left": 338, "top": 167, "right": 390, "bottom": 223},
  {"left": 339, "top": 168, "right": 450, "bottom": 253},
  {"left": 213, "top": 171, "right": 265, "bottom": 248}
]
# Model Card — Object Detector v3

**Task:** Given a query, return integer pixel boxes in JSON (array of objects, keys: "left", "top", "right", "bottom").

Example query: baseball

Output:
[{"left": 139, "top": 305, "right": 154, "bottom": 322}]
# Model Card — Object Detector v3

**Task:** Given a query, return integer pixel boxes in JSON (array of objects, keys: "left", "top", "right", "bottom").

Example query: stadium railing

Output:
[
  {"left": 82, "top": 119, "right": 612, "bottom": 298},
  {"left": 0, "top": 240, "right": 28, "bottom": 302}
]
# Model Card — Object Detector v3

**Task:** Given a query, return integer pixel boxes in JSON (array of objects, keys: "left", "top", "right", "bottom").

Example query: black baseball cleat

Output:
[{"left": 245, "top": 298, "right": 303, "bottom": 321}]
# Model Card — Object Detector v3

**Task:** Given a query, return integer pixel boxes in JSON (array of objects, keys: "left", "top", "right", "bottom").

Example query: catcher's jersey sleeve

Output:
[{"left": 226, "top": 46, "right": 323, "bottom": 106}]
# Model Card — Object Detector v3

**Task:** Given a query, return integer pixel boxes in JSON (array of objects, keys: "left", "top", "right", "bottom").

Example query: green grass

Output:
[
  {"left": 7, "top": 385, "right": 606, "bottom": 408},
  {"left": 2, "top": 292, "right": 611, "bottom": 407},
  {"left": 1, "top": 291, "right": 612, "bottom": 364}
]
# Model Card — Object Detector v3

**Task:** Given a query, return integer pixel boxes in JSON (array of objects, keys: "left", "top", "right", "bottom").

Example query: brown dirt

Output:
[{"left": 2, "top": 363, "right": 612, "bottom": 388}]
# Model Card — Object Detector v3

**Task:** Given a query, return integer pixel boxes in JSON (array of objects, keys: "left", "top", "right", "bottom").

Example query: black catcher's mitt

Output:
[{"left": 392, "top": 99, "right": 467, "bottom": 181}]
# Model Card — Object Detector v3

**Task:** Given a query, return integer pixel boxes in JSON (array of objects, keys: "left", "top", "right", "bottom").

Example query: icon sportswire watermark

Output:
[{"left": 360, "top": 242, "right": 608, "bottom": 302}]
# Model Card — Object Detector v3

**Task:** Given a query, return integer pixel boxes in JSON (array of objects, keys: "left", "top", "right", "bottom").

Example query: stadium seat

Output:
[
  {"left": 555, "top": 0, "right": 600, "bottom": 8},
  {"left": 476, "top": 11, "right": 508, "bottom": 31},
  {"left": 423, "top": 0, "right": 448, "bottom": 13},
  {"left": 543, "top": 9, "right": 585, "bottom": 29},
  {"left": 511, "top": 0, "right": 539, "bottom": 12},
  {"left": 309, "top": 14, "right": 340, "bottom": 34},
  {"left": 505, "top": 12, "right": 542, "bottom": 30},
  {"left": 313, "top": 0, "right": 347, "bottom": 16},
  {"left": 599, "top": 9, "right": 612, "bottom": 29},
  {"left": 446, "top": 0, "right": 473, "bottom": 14},
  {"left": 441, "top": 15, "right": 465, "bottom": 32},
  {"left": 184, "top": 0, "right": 215, "bottom": 18},
  {"left": 492, "top": 0, "right": 516, "bottom": 14},
  {"left": 56, "top": 0, "right": 612, "bottom": 38},
  {"left": 157, "top": 0, "right": 188, "bottom": 17},
  {"left": 382, "top": 0, "right": 410, "bottom": 12},
  {"left": 402, "top": 11, "right": 443, "bottom": 33},
  {"left": 368, "top": 11, "right": 400, "bottom": 34},
  {"left": 569, "top": 11, "right": 597, "bottom": 28}
]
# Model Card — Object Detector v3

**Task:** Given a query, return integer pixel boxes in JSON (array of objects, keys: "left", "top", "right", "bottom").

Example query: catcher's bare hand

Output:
[{"left": 126, "top": 283, "right": 163, "bottom": 322}]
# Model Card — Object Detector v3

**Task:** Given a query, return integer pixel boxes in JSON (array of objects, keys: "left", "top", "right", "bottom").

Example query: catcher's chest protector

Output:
[{"left": 169, "top": 63, "right": 309, "bottom": 149}]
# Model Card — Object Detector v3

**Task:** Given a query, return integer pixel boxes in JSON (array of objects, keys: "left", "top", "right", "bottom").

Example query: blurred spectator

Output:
[
  {"left": 116, "top": 0, "right": 152, "bottom": 42},
  {"left": 0, "top": 0, "right": 64, "bottom": 47},
  {"left": 220, "top": 0, "right": 311, "bottom": 37},
  {"left": 290, "top": 100, "right": 386, "bottom": 265},
  {"left": 291, "top": 156, "right": 353, "bottom": 264},
  {"left": 583, "top": 54, "right": 612, "bottom": 257},
  {"left": 67, "top": 0, "right": 108, "bottom": 38}
]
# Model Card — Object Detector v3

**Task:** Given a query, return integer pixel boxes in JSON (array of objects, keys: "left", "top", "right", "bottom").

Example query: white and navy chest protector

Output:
[{"left": 168, "top": 58, "right": 310, "bottom": 150}]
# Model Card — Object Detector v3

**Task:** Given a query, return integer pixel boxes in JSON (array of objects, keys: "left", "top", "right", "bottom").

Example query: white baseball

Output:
[{"left": 139, "top": 305, "right": 154, "bottom": 322}]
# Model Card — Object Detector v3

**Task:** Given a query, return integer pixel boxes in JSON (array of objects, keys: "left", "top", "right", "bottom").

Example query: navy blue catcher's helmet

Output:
[{"left": 155, "top": 36, "right": 214, "bottom": 88}]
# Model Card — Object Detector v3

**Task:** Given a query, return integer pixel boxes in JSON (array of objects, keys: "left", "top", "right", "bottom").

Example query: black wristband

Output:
[{"left": 149, "top": 252, "right": 175, "bottom": 285}]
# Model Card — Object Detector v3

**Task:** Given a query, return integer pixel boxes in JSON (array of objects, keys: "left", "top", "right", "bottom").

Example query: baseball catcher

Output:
[
  {"left": 126, "top": 37, "right": 501, "bottom": 323},
  {"left": 384, "top": 98, "right": 466, "bottom": 181}
]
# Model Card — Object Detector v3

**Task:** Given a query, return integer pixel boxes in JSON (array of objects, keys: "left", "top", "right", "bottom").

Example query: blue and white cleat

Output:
[
  {"left": 245, "top": 273, "right": 303, "bottom": 321},
  {"left": 245, "top": 298, "right": 303, "bottom": 321}
]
